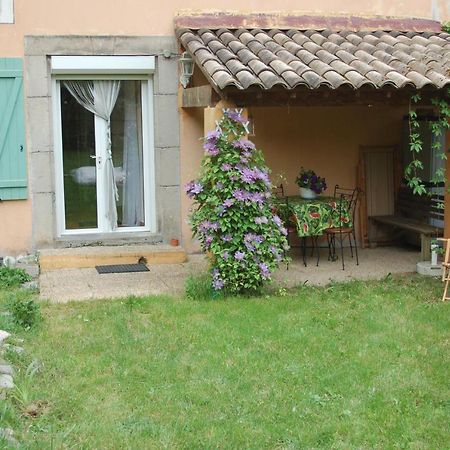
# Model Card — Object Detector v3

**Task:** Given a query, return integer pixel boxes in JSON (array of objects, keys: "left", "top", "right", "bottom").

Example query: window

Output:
[
  {"left": 51, "top": 56, "right": 156, "bottom": 235},
  {"left": 0, "top": 0, "right": 14, "bottom": 24}
]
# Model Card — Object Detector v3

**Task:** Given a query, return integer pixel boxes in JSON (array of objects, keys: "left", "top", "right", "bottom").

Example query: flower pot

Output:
[
  {"left": 169, "top": 238, "right": 179, "bottom": 247},
  {"left": 299, "top": 187, "right": 317, "bottom": 199},
  {"left": 431, "top": 250, "right": 438, "bottom": 267}
]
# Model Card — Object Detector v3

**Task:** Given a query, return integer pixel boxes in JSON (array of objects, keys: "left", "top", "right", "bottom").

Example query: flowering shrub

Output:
[
  {"left": 295, "top": 168, "right": 327, "bottom": 194},
  {"left": 186, "top": 109, "right": 289, "bottom": 294}
]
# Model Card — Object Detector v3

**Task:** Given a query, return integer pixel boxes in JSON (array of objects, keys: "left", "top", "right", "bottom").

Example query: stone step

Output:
[{"left": 39, "top": 244, "right": 187, "bottom": 272}]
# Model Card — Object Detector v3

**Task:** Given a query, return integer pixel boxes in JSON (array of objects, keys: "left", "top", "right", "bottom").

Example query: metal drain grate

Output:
[{"left": 95, "top": 263, "right": 149, "bottom": 274}]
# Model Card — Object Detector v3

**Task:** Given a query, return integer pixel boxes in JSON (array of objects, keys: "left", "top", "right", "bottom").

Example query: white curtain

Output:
[
  {"left": 64, "top": 80, "right": 121, "bottom": 230},
  {"left": 122, "top": 81, "right": 144, "bottom": 226}
]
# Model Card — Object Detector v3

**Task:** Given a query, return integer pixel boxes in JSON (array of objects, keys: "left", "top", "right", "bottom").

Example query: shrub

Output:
[
  {"left": 0, "top": 267, "right": 31, "bottom": 289},
  {"left": 7, "top": 291, "right": 41, "bottom": 329},
  {"left": 185, "top": 109, "right": 289, "bottom": 295}
]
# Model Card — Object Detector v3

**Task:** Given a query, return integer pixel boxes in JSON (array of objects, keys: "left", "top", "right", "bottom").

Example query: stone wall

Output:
[{"left": 24, "top": 36, "right": 181, "bottom": 249}]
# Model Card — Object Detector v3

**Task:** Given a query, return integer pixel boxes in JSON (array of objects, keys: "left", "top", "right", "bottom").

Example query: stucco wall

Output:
[
  {"left": 179, "top": 105, "right": 408, "bottom": 250},
  {"left": 0, "top": 0, "right": 446, "bottom": 254},
  {"left": 1, "top": 1, "right": 448, "bottom": 57}
]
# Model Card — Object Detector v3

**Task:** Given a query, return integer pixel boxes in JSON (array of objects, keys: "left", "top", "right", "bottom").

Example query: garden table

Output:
[
  {"left": 275, "top": 195, "right": 352, "bottom": 266},
  {"left": 277, "top": 196, "right": 352, "bottom": 237}
]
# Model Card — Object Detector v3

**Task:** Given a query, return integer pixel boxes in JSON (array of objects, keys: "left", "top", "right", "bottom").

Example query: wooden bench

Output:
[{"left": 370, "top": 187, "right": 444, "bottom": 260}]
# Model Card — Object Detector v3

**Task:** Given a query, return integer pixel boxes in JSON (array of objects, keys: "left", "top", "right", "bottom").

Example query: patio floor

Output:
[{"left": 39, "top": 246, "right": 422, "bottom": 302}]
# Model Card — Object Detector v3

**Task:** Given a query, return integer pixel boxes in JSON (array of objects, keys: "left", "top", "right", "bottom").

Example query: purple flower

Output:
[
  {"left": 234, "top": 251, "right": 246, "bottom": 261},
  {"left": 248, "top": 192, "right": 264, "bottom": 204},
  {"left": 206, "top": 129, "right": 221, "bottom": 141},
  {"left": 255, "top": 216, "right": 268, "bottom": 225},
  {"left": 244, "top": 241, "right": 255, "bottom": 251},
  {"left": 221, "top": 163, "right": 232, "bottom": 171},
  {"left": 272, "top": 215, "right": 283, "bottom": 227},
  {"left": 225, "top": 109, "right": 246, "bottom": 124},
  {"left": 212, "top": 267, "right": 225, "bottom": 290},
  {"left": 210, "top": 222, "right": 219, "bottom": 231},
  {"left": 223, "top": 251, "right": 230, "bottom": 260},
  {"left": 213, "top": 278, "right": 224, "bottom": 290},
  {"left": 270, "top": 245, "right": 282, "bottom": 262},
  {"left": 249, "top": 167, "right": 270, "bottom": 186},
  {"left": 244, "top": 233, "right": 264, "bottom": 251},
  {"left": 216, "top": 182, "right": 224, "bottom": 190},
  {"left": 223, "top": 198, "right": 235, "bottom": 208},
  {"left": 280, "top": 226, "right": 288, "bottom": 236},
  {"left": 233, "top": 139, "right": 255, "bottom": 150},
  {"left": 259, "top": 262, "right": 270, "bottom": 279},
  {"left": 198, "top": 220, "right": 212, "bottom": 233},
  {"left": 233, "top": 189, "right": 249, "bottom": 201},
  {"left": 222, "top": 234, "right": 233, "bottom": 242},
  {"left": 203, "top": 141, "right": 220, "bottom": 156},
  {"left": 185, "top": 181, "right": 203, "bottom": 198},
  {"left": 205, "top": 235, "right": 213, "bottom": 247},
  {"left": 241, "top": 168, "right": 256, "bottom": 184}
]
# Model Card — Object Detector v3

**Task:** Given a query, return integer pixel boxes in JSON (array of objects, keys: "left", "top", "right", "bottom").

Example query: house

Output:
[{"left": 0, "top": 0, "right": 449, "bottom": 266}]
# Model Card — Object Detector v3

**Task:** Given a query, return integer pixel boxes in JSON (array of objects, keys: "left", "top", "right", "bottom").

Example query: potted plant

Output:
[
  {"left": 295, "top": 168, "right": 327, "bottom": 199},
  {"left": 430, "top": 239, "right": 443, "bottom": 267}
]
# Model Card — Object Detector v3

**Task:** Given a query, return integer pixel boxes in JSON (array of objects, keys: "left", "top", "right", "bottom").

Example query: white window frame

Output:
[
  {"left": 0, "top": 0, "right": 13, "bottom": 23},
  {"left": 51, "top": 56, "right": 156, "bottom": 236}
]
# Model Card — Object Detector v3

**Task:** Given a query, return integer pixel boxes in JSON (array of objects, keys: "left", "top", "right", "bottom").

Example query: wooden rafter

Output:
[{"left": 181, "top": 85, "right": 220, "bottom": 108}]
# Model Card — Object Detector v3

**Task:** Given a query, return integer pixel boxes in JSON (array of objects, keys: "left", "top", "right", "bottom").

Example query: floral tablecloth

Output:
[{"left": 276, "top": 195, "right": 352, "bottom": 237}]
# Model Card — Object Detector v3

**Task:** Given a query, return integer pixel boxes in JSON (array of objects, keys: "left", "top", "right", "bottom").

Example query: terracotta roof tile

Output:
[{"left": 177, "top": 27, "right": 450, "bottom": 90}]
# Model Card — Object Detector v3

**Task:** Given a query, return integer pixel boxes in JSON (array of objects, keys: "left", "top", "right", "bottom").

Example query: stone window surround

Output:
[
  {"left": 0, "top": 0, "right": 14, "bottom": 23},
  {"left": 24, "top": 36, "right": 181, "bottom": 249}
]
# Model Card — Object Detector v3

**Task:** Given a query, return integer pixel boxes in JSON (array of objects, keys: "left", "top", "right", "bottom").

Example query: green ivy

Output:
[{"left": 405, "top": 90, "right": 450, "bottom": 200}]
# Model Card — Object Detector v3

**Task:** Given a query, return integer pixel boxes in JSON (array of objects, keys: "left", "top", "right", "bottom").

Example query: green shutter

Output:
[{"left": 0, "top": 58, "right": 27, "bottom": 200}]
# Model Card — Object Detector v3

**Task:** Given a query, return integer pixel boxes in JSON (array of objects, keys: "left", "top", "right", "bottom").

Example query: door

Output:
[
  {"left": 358, "top": 146, "right": 398, "bottom": 247},
  {"left": 54, "top": 78, "right": 153, "bottom": 235}
]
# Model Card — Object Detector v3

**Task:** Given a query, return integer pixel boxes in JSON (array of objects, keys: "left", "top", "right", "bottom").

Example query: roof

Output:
[{"left": 176, "top": 18, "right": 450, "bottom": 92}]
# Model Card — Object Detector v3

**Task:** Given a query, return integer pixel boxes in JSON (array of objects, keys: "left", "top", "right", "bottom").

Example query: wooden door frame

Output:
[{"left": 358, "top": 145, "right": 401, "bottom": 248}]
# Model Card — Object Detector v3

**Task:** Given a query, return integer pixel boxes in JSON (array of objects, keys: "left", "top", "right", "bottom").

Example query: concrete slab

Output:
[
  {"left": 273, "top": 246, "right": 420, "bottom": 287},
  {"left": 40, "top": 247, "right": 422, "bottom": 303}
]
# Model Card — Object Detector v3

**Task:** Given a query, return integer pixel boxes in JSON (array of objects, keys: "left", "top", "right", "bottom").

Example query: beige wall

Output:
[
  {"left": 0, "top": 200, "right": 32, "bottom": 255},
  {"left": 1, "top": 0, "right": 449, "bottom": 56},
  {"left": 0, "top": 0, "right": 445, "bottom": 254},
  {"left": 179, "top": 105, "right": 407, "bottom": 250},
  {"left": 252, "top": 106, "right": 406, "bottom": 196}
]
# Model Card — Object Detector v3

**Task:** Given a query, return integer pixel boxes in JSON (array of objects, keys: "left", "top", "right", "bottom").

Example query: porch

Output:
[
  {"left": 178, "top": 13, "right": 450, "bottom": 260},
  {"left": 39, "top": 246, "right": 420, "bottom": 302}
]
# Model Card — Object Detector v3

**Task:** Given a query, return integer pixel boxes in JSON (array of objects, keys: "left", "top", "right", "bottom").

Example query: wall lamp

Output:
[{"left": 179, "top": 51, "right": 194, "bottom": 88}]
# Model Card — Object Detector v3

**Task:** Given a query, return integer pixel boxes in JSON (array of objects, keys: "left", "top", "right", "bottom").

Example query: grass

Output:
[{"left": 0, "top": 275, "right": 449, "bottom": 449}]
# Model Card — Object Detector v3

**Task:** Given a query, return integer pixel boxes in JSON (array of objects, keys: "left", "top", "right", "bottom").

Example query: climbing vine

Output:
[
  {"left": 405, "top": 22, "right": 450, "bottom": 203},
  {"left": 405, "top": 91, "right": 450, "bottom": 206}
]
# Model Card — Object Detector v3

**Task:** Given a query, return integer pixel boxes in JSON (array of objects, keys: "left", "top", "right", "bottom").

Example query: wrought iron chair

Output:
[
  {"left": 325, "top": 185, "right": 361, "bottom": 270},
  {"left": 272, "top": 183, "right": 285, "bottom": 198}
]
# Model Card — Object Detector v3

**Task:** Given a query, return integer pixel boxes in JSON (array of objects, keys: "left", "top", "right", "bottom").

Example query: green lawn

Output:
[{"left": 1, "top": 276, "right": 449, "bottom": 449}]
